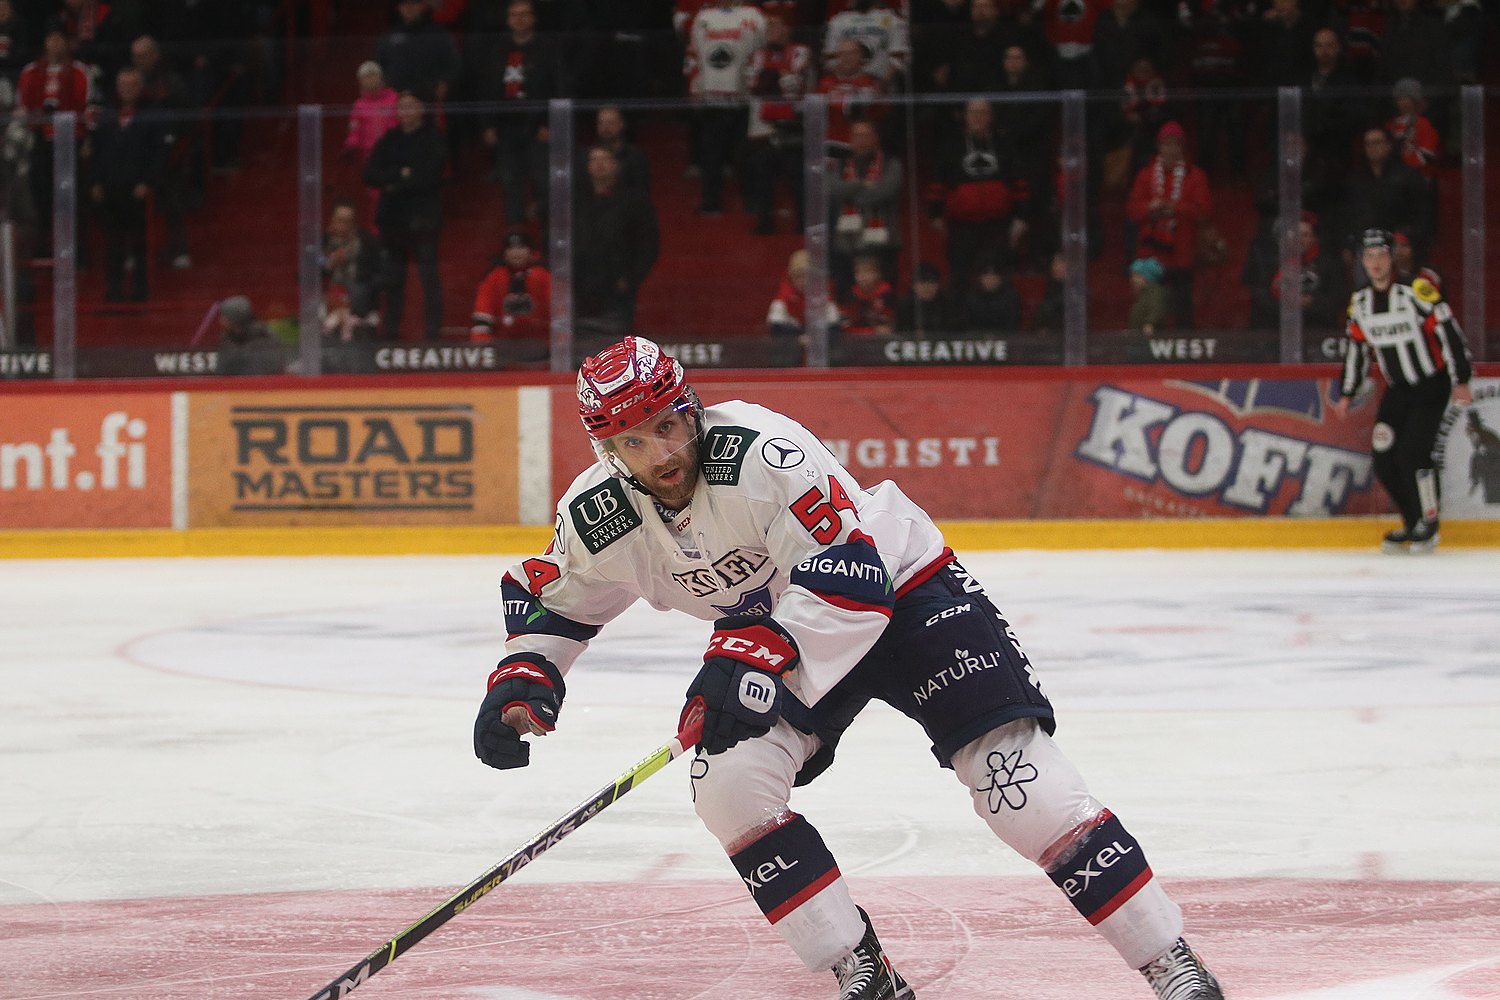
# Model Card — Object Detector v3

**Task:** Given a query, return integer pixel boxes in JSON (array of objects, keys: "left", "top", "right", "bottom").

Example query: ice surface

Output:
[{"left": 2, "top": 549, "right": 1497, "bottom": 998}]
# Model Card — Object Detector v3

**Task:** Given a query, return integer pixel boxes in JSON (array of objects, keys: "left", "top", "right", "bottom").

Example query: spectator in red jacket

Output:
[
  {"left": 744, "top": 12, "right": 811, "bottom": 235},
  {"left": 470, "top": 229, "right": 552, "bottom": 343},
  {"left": 816, "top": 37, "right": 884, "bottom": 149},
  {"left": 17, "top": 27, "right": 92, "bottom": 254},
  {"left": 767, "top": 247, "right": 840, "bottom": 338},
  {"left": 1385, "top": 77, "right": 1439, "bottom": 183},
  {"left": 767, "top": 247, "right": 841, "bottom": 365},
  {"left": 1126, "top": 121, "right": 1211, "bottom": 330},
  {"left": 16, "top": 26, "right": 91, "bottom": 133},
  {"left": 841, "top": 253, "right": 896, "bottom": 336}
]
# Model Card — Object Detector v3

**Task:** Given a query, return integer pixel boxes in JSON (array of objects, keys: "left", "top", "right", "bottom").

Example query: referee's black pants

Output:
[{"left": 1373, "top": 376, "right": 1452, "bottom": 528}]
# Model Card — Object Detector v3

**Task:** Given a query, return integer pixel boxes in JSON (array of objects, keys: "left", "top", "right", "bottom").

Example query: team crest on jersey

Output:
[
  {"left": 701, "top": 426, "right": 761, "bottom": 485},
  {"left": 568, "top": 478, "right": 642, "bottom": 554},
  {"left": 713, "top": 582, "right": 775, "bottom": 617}
]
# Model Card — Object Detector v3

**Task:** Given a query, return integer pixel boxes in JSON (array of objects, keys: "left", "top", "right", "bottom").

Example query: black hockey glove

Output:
[
  {"left": 474, "top": 653, "right": 566, "bottom": 770},
  {"left": 681, "top": 616, "right": 799, "bottom": 755}
]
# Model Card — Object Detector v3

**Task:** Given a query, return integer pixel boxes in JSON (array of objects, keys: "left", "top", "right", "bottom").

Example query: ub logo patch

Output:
[
  {"left": 975, "top": 749, "right": 1038, "bottom": 813},
  {"left": 568, "top": 478, "right": 642, "bottom": 554},
  {"left": 702, "top": 426, "right": 760, "bottom": 485}
]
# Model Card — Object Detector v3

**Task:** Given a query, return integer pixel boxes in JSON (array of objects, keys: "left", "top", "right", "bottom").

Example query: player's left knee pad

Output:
[
  {"left": 690, "top": 719, "right": 821, "bottom": 850},
  {"left": 950, "top": 718, "right": 1100, "bottom": 864}
]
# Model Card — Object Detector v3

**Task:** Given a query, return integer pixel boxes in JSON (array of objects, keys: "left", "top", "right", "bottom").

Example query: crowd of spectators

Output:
[
  {"left": 339, "top": 0, "right": 1480, "bottom": 346},
  {"left": 1, "top": 0, "right": 278, "bottom": 313},
  {"left": 4, "top": 0, "right": 1488, "bottom": 356}
]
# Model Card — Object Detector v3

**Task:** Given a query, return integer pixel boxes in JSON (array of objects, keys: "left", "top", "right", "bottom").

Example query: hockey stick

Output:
[{"left": 304, "top": 712, "right": 703, "bottom": 1000}]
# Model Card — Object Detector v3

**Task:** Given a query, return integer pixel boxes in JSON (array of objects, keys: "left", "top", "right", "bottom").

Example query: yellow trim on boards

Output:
[{"left": 2, "top": 519, "right": 1498, "bottom": 559}]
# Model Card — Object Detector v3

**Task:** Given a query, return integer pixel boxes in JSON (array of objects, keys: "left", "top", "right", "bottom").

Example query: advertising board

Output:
[
  {"left": 0, "top": 393, "right": 173, "bottom": 529},
  {"left": 550, "top": 375, "right": 1387, "bottom": 520},
  {"left": 188, "top": 387, "right": 520, "bottom": 526}
]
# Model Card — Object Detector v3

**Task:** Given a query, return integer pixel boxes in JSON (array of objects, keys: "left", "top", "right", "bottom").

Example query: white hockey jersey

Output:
[
  {"left": 685, "top": 5, "right": 767, "bottom": 97},
  {"left": 823, "top": 7, "right": 911, "bottom": 81},
  {"left": 502, "top": 401, "right": 947, "bottom": 709}
]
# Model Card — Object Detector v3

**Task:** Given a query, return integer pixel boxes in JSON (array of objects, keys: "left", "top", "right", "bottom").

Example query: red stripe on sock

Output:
[
  {"left": 1087, "top": 866, "right": 1154, "bottom": 926},
  {"left": 765, "top": 866, "right": 842, "bottom": 925}
]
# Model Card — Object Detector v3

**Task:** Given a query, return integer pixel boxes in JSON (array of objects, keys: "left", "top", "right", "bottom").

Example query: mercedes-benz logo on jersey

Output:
[
  {"left": 708, "top": 43, "right": 733, "bottom": 70},
  {"left": 761, "top": 437, "right": 805, "bottom": 470}
]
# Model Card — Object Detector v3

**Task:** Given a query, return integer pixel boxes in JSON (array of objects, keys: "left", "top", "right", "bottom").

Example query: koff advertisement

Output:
[
  {"left": 188, "top": 387, "right": 520, "bottom": 526},
  {"left": 0, "top": 393, "right": 173, "bottom": 529},
  {"left": 551, "top": 375, "right": 1396, "bottom": 520}
]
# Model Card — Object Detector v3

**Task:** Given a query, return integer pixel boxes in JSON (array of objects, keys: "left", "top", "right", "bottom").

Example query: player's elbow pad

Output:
[{"left": 789, "top": 534, "right": 894, "bottom": 617}]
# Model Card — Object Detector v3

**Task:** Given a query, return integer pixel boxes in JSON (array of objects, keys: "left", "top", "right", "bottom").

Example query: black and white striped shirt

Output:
[{"left": 1340, "top": 278, "right": 1473, "bottom": 397}]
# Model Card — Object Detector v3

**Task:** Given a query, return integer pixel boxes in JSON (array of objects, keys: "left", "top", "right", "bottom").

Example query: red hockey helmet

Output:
[{"left": 577, "top": 336, "right": 695, "bottom": 441}]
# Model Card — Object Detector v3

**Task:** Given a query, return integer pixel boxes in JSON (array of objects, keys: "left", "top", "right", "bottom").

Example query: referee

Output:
[{"left": 1332, "top": 228, "right": 1473, "bottom": 551}]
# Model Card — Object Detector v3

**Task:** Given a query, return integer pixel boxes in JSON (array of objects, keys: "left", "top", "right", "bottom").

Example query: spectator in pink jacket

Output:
[{"left": 344, "top": 61, "right": 399, "bottom": 221}]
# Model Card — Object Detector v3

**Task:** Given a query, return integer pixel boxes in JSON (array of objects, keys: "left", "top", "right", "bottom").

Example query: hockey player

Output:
[
  {"left": 475, "top": 336, "right": 1224, "bottom": 1000},
  {"left": 1332, "top": 228, "right": 1473, "bottom": 552}
]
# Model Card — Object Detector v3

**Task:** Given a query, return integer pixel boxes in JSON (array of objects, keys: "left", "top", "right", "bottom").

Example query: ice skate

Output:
[
  {"left": 1139, "top": 938, "right": 1223, "bottom": 1000},
  {"left": 1380, "top": 525, "right": 1412, "bottom": 553},
  {"left": 1407, "top": 519, "right": 1440, "bottom": 553},
  {"left": 831, "top": 907, "right": 915, "bottom": 1000}
]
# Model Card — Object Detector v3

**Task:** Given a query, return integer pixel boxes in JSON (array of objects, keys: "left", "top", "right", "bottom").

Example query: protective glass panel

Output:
[
  {"left": 565, "top": 99, "right": 777, "bottom": 370},
  {"left": 65, "top": 104, "right": 298, "bottom": 379},
  {"left": 1083, "top": 88, "right": 1279, "bottom": 364},
  {"left": 825, "top": 92, "right": 1066, "bottom": 369}
]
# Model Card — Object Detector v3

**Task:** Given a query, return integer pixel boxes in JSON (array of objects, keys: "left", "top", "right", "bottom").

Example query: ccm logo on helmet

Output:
[{"left": 610, "top": 390, "right": 648, "bottom": 416}]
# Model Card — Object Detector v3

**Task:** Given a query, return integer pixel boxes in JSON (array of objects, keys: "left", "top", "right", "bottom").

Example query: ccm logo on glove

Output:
[
  {"left": 683, "top": 616, "right": 801, "bottom": 755},
  {"left": 704, "top": 621, "right": 798, "bottom": 673}
]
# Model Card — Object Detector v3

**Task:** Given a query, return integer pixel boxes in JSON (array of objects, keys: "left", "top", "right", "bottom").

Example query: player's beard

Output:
[{"left": 644, "top": 440, "right": 699, "bottom": 508}]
